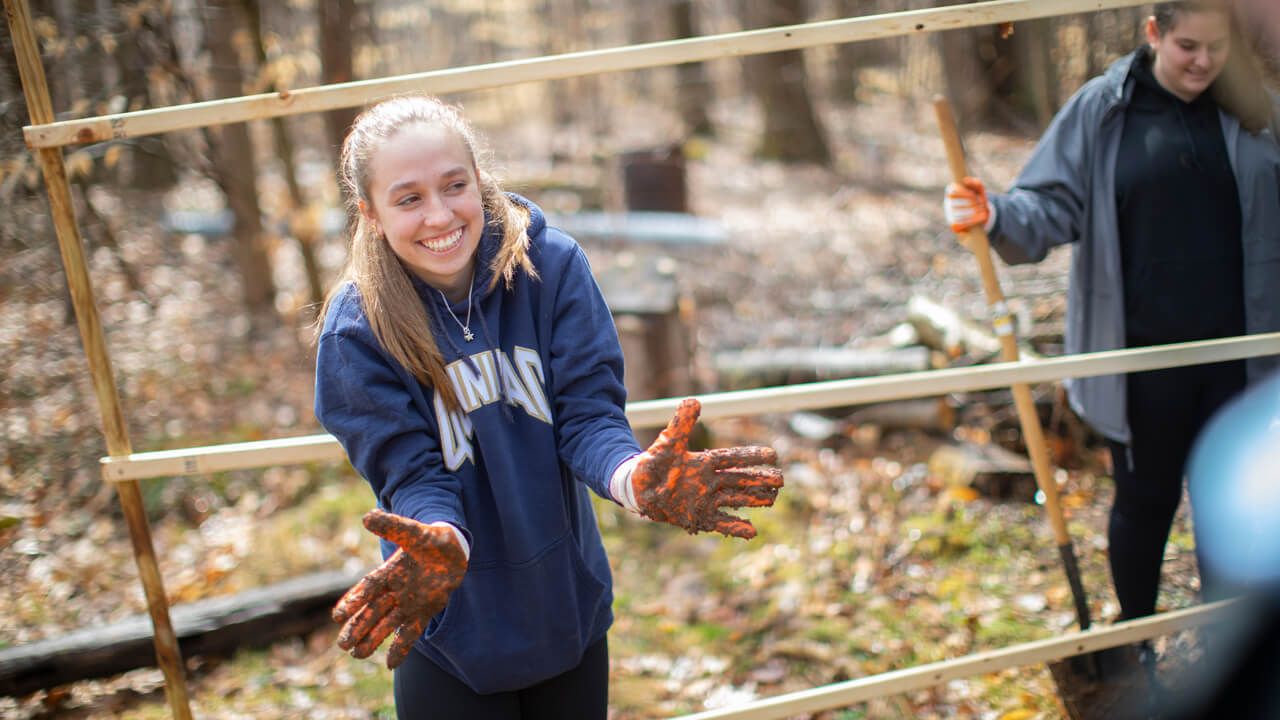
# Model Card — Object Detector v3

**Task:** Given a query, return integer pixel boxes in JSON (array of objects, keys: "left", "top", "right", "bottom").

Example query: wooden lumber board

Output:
[
  {"left": 674, "top": 600, "right": 1239, "bottom": 720},
  {"left": 25, "top": 0, "right": 1149, "bottom": 149},
  {"left": 100, "top": 333, "right": 1280, "bottom": 482}
]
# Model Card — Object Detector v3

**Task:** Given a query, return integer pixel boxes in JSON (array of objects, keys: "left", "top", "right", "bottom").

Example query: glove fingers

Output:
[
  {"left": 649, "top": 397, "right": 701, "bottom": 457},
  {"left": 332, "top": 571, "right": 382, "bottom": 624},
  {"left": 703, "top": 445, "right": 777, "bottom": 469},
  {"left": 715, "top": 466, "right": 784, "bottom": 490},
  {"left": 363, "top": 509, "right": 423, "bottom": 548},
  {"left": 716, "top": 488, "right": 780, "bottom": 509},
  {"left": 711, "top": 513, "right": 758, "bottom": 540},
  {"left": 337, "top": 592, "right": 395, "bottom": 651},
  {"left": 336, "top": 605, "right": 375, "bottom": 652},
  {"left": 350, "top": 608, "right": 399, "bottom": 659},
  {"left": 945, "top": 196, "right": 976, "bottom": 215},
  {"left": 385, "top": 617, "right": 428, "bottom": 670}
]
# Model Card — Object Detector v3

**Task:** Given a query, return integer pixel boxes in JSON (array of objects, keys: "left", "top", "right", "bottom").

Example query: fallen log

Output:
[
  {"left": 712, "top": 346, "right": 931, "bottom": 390},
  {"left": 848, "top": 397, "right": 957, "bottom": 434},
  {"left": 0, "top": 569, "right": 366, "bottom": 698},
  {"left": 907, "top": 294, "right": 1042, "bottom": 361}
]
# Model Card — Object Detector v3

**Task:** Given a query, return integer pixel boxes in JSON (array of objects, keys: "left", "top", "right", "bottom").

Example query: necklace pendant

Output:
[{"left": 463, "top": 328, "right": 475, "bottom": 342}]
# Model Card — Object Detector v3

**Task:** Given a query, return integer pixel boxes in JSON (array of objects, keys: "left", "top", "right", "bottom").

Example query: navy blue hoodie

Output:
[{"left": 314, "top": 196, "right": 642, "bottom": 693}]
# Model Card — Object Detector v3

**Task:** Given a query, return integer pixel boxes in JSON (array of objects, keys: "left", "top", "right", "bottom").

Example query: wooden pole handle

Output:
[{"left": 931, "top": 96, "right": 1070, "bottom": 545}]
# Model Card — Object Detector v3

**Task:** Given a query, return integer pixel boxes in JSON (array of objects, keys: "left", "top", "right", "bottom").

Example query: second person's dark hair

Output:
[{"left": 1152, "top": 0, "right": 1272, "bottom": 132}]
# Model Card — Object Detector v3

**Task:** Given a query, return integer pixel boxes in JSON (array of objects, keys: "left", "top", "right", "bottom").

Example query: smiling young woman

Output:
[{"left": 311, "top": 95, "right": 784, "bottom": 719}]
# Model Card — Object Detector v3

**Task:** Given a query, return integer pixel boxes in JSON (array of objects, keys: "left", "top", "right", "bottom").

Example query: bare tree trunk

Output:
[
  {"left": 318, "top": 0, "right": 359, "bottom": 164},
  {"left": 744, "top": 0, "right": 831, "bottom": 164},
  {"left": 672, "top": 0, "right": 713, "bottom": 136},
  {"left": 245, "top": 0, "right": 324, "bottom": 312},
  {"left": 112, "top": 4, "right": 179, "bottom": 190},
  {"left": 1089, "top": 6, "right": 1146, "bottom": 78},
  {"left": 1008, "top": 18, "right": 1058, "bottom": 130},
  {"left": 203, "top": 0, "right": 276, "bottom": 324},
  {"left": 48, "top": 0, "right": 79, "bottom": 115},
  {"left": 834, "top": 0, "right": 902, "bottom": 101},
  {"left": 0, "top": 10, "right": 26, "bottom": 152},
  {"left": 937, "top": 22, "right": 996, "bottom": 134}
]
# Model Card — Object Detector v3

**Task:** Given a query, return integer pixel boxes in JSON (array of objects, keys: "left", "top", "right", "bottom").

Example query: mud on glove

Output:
[
  {"left": 332, "top": 509, "right": 467, "bottom": 669},
  {"left": 621, "top": 398, "right": 784, "bottom": 539}
]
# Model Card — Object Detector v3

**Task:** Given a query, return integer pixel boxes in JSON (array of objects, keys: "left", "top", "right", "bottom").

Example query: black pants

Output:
[
  {"left": 1107, "top": 359, "right": 1245, "bottom": 620},
  {"left": 392, "top": 636, "right": 609, "bottom": 719}
]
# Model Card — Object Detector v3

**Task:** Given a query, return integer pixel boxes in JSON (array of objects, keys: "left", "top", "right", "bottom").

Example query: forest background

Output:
[{"left": 3, "top": 1, "right": 1278, "bottom": 718}]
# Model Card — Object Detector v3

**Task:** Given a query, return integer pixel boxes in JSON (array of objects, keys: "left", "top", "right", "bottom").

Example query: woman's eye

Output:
[{"left": 396, "top": 194, "right": 419, "bottom": 206}]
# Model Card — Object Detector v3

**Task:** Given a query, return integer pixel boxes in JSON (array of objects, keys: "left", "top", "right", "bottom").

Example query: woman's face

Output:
[
  {"left": 1146, "top": 10, "right": 1232, "bottom": 102},
  {"left": 362, "top": 122, "right": 485, "bottom": 301}
]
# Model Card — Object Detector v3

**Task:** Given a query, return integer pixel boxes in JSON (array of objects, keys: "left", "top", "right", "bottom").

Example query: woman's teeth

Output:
[{"left": 422, "top": 227, "right": 462, "bottom": 252}]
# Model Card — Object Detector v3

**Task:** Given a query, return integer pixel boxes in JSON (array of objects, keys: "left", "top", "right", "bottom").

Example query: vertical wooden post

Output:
[{"left": 3, "top": 1, "right": 193, "bottom": 717}]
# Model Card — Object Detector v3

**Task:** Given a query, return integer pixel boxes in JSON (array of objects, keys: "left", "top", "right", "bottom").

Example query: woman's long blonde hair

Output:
[{"left": 318, "top": 95, "right": 537, "bottom": 412}]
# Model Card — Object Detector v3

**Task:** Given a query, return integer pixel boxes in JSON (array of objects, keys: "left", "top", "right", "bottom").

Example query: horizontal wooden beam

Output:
[
  {"left": 26, "top": 0, "right": 1148, "bottom": 149},
  {"left": 624, "top": 332, "right": 1280, "bottom": 428},
  {"left": 100, "top": 434, "right": 349, "bottom": 482},
  {"left": 674, "top": 599, "right": 1241, "bottom": 720},
  {"left": 100, "top": 333, "right": 1280, "bottom": 482}
]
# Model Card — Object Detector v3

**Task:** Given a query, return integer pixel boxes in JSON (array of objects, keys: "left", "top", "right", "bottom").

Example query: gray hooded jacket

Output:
[{"left": 989, "top": 48, "right": 1280, "bottom": 443}]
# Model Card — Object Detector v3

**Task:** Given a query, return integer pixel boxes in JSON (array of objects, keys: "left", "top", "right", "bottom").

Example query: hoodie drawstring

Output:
[{"left": 474, "top": 304, "right": 513, "bottom": 423}]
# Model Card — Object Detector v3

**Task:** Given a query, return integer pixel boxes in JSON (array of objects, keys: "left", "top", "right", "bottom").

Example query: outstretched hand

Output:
[
  {"left": 632, "top": 398, "right": 784, "bottom": 539},
  {"left": 332, "top": 509, "right": 467, "bottom": 669}
]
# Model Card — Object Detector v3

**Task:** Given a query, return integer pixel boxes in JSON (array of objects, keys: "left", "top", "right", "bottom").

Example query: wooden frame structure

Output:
[{"left": 7, "top": 0, "right": 1269, "bottom": 716}]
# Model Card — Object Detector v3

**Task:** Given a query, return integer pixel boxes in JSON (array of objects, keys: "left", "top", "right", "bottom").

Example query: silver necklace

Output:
[{"left": 438, "top": 272, "right": 476, "bottom": 342}]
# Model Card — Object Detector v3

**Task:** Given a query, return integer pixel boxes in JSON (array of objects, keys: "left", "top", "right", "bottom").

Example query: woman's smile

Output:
[{"left": 419, "top": 227, "right": 465, "bottom": 254}]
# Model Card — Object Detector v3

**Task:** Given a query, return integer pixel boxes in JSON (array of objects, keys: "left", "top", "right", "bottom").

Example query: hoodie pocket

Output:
[{"left": 421, "top": 531, "right": 611, "bottom": 694}]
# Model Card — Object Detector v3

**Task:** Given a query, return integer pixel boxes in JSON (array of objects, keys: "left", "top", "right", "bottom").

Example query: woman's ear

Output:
[
  {"left": 1145, "top": 15, "right": 1160, "bottom": 48},
  {"left": 358, "top": 200, "right": 380, "bottom": 234},
  {"left": 358, "top": 198, "right": 381, "bottom": 235}
]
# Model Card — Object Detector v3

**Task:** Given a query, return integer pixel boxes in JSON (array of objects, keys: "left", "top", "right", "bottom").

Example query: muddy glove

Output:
[
  {"left": 627, "top": 398, "right": 783, "bottom": 539},
  {"left": 943, "top": 176, "right": 995, "bottom": 233},
  {"left": 332, "top": 509, "right": 467, "bottom": 669}
]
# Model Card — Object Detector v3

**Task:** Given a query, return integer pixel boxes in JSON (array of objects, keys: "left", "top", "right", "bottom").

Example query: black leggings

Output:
[
  {"left": 392, "top": 636, "right": 609, "bottom": 719},
  {"left": 1107, "top": 359, "right": 1245, "bottom": 620}
]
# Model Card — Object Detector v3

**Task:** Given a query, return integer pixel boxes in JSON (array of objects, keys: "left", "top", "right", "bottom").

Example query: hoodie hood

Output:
[{"left": 470, "top": 192, "right": 546, "bottom": 299}]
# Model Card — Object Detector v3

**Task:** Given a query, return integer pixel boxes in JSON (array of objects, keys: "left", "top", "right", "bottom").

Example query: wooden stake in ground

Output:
[
  {"left": 931, "top": 96, "right": 1093, "bottom": 635},
  {"left": 2, "top": 0, "right": 192, "bottom": 717}
]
